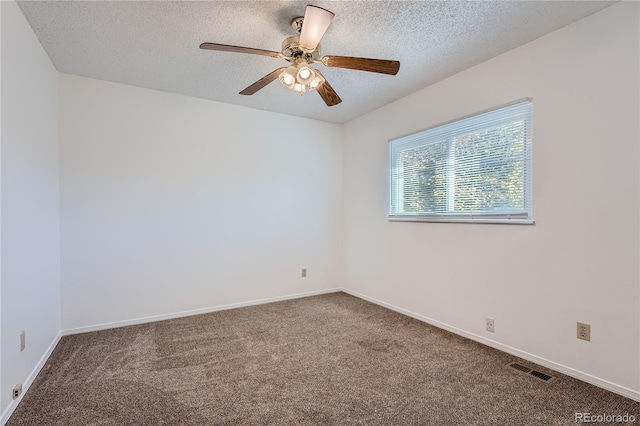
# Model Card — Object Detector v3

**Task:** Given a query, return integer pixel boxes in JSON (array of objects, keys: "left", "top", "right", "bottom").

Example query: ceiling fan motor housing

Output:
[{"left": 281, "top": 35, "right": 320, "bottom": 63}]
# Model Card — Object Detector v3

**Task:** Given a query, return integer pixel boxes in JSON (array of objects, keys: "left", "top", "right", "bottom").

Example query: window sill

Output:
[{"left": 388, "top": 216, "right": 535, "bottom": 225}]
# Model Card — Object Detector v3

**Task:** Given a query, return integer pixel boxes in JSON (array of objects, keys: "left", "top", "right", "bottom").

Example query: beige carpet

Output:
[{"left": 8, "top": 292, "right": 639, "bottom": 425}]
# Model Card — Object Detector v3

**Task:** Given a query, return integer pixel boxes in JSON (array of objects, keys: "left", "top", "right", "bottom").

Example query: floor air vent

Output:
[{"left": 507, "top": 362, "right": 557, "bottom": 383}]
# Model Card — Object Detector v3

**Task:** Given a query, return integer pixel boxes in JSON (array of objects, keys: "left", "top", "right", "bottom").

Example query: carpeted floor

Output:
[{"left": 7, "top": 292, "right": 639, "bottom": 425}]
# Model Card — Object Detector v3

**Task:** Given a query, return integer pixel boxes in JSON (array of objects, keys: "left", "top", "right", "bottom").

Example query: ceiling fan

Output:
[{"left": 200, "top": 5, "right": 400, "bottom": 107}]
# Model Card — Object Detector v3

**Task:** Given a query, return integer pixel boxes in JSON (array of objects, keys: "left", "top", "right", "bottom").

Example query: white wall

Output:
[
  {"left": 58, "top": 74, "right": 343, "bottom": 330},
  {"left": 1, "top": 0, "right": 61, "bottom": 417},
  {"left": 342, "top": 2, "right": 639, "bottom": 398}
]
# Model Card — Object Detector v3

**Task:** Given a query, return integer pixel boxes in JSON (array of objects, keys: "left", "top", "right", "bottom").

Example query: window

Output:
[{"left": 389, "top": 99, "right": 532, "bottom": 223}]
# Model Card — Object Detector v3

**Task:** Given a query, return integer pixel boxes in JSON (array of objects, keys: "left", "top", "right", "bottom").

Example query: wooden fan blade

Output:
[
  {"left": 322, "top": 56, "right": 400, "bottom": 75},
  {"left": 239, "top": 67, "right": 287, "bottom": 95},
  {"left": 299, "top": 5, "right": 334, "bottom": 50},
  {"left": 315, "top": 72, "right": 342, "bottom": 107},
  {"left": 199, "top": 42, "right": 281, "bottom": 58}
]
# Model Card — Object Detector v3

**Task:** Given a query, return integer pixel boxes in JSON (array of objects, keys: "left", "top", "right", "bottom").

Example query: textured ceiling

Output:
[{"left": 18, "top": 1, "right": 613, "bottom": 124}]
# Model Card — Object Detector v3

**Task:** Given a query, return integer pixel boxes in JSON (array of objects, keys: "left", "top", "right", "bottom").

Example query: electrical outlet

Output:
[
  {"left": 13, "top": 384, "right": 22, "bottom": 400},
  {"left": 486, "top": 317, "right": 495, "bottom": 333},
  {"left": 20, "top": 331, "right": 25, "bottom": 352},
  {"left": 577, "top": 322, "right": 591, "bottom": 341},
  {"left": 301, "top": 268, "right": 307, "bottom": 278}
]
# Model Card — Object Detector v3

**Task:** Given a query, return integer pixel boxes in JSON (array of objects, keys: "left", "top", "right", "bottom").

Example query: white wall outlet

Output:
[
  {"left": 20, "top": 331, "right": 25, "bottom": 352},
  {"left": 13, "top": 384, "right": 22, "bottom": 400},
  {"left": 486, "top": 317, "right": 495, "bottom": 333},
  {"left": 301, "top": 268, "right": 307, "bottom": 278},
  {"left": 577, "top": 322, "right": 591, "bottom": 341}
]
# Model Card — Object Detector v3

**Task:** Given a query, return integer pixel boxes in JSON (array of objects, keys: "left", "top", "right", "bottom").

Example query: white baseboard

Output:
[
  {"left": 1, "top": 331, "right": 62, "bottom": 425},
  {"left": 342, "top": 288, "right": 640, "bottom": 402},
  {"left": 62, "top": 288, "right": 343, "bottom": 336}
]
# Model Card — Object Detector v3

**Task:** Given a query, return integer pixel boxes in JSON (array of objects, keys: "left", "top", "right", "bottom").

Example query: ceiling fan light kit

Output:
[
  {"left": 279, "top": 63, "right": 325, "bottom": 95},
  {"left": 200, "top": 5, "right": 400, "bottom": 107}
]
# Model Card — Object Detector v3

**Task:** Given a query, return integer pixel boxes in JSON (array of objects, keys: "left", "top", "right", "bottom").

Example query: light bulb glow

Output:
[
  {"left": 283, "top": 75, "right": 294, "bottom": 85},
  {"left": 299, "top": 68, "right": 311, "bottom": 79}
]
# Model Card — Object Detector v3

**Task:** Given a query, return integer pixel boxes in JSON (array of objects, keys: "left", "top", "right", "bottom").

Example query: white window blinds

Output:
[{"left": 389, "top": 99, "right": 533, "bottom": 223}]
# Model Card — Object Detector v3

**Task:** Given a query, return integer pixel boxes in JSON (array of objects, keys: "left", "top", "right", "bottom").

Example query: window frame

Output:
[{"left": 388, "top": 98, "right": 533, "bottom": 225}]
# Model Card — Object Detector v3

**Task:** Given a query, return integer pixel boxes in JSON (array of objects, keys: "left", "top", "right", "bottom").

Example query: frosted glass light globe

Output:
[{"left": 299, "top": 67, "right": 311, "bottom": 80}]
